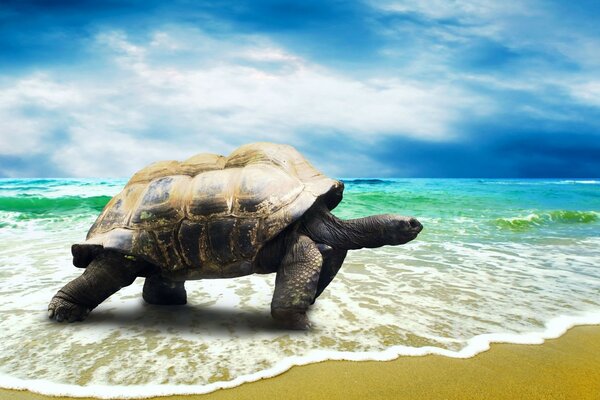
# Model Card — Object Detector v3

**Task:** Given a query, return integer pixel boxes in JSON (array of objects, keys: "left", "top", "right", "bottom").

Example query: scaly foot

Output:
[
  {"left": 272, "top": 308, "right": 312, "bottom": 330},
  {"left": 48, "top": 293, "right": 90, "bottom": 322}
]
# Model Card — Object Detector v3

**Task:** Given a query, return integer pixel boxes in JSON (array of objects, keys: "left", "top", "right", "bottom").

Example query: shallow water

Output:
[{"left": 0, "top": 178, "right": 599, "bottom": 398}]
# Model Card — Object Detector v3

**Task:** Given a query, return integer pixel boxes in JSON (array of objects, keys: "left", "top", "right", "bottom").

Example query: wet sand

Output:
[{"left": 3, "top": 325, "right": 600, "bottom": 400}]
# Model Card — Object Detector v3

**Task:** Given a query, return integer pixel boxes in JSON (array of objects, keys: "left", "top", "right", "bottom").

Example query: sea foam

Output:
[{"left": 1, "top": 312, "right": 599, "bottom": 399}]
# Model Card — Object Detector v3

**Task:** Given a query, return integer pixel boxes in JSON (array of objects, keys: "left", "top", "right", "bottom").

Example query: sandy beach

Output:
[{"left": 2, "top": 324, "right": 599, "bottom": 400}]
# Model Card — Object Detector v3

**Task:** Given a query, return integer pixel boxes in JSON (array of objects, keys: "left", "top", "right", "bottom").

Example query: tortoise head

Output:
[{"left": 381, "top": 215, "right": 423, "bottom": 245}]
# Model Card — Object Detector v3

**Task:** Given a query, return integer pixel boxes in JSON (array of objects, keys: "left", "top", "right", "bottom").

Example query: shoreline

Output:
[{"left": 3, "top": 324, "right": 600, "bottom": 400}]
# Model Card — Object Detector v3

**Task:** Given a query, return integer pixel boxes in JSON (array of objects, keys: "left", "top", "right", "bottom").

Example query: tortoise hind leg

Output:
[
  {"left": 143, "top": 275, "right": 187, "bottom": 305},
  {"left": 271, "top": 234, "right": 322, "bottom": 330},
  {"left": 48, "top": 252, "right": 145, "bottom": 322}
]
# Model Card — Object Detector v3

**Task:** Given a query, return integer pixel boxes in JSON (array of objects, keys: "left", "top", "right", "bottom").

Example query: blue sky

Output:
[{"left": 0, "top": 0, "right": 599, "bottom": 178}]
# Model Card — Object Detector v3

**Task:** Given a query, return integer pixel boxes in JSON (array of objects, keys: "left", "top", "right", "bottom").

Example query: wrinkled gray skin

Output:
[{"left": 48, "top": 202, "right": 422, "bottom": 329}]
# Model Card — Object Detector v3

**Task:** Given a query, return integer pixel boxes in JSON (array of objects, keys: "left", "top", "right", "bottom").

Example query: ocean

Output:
[{"left": 0, "top": 178, "right": 599, "bottom": 398}]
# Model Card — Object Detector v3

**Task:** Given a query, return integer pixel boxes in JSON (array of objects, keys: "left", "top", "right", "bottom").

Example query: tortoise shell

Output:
[{"left": 72, "top": 143, "right": 343, "bottom": 279}]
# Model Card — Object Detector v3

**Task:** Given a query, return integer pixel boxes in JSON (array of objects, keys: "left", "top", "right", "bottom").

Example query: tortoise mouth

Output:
[
  {"left": 409, "top": 218, "right": 423, "bottom": 233},
  {"left": 398, "top": 231, "right": 420, "bottom": 245}
]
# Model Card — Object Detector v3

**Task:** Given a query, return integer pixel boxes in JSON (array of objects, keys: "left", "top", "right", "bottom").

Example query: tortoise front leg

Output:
[
  {"left": 48, "top": 252, "right": 144, "bottom": 322},
  {"left": 312, "top": 247, "right": 347, "bottom": 304},
  {"left": 271, "top": 235, "right": 322, "bottom": 330}
]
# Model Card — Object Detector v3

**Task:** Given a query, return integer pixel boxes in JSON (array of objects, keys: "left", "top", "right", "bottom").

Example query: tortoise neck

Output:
[
  {"left": 301, "top": 203, "right": 421, "bottom": 250},
  {"left": 298, "top": 204, "right": 367, "bottom": 249}
]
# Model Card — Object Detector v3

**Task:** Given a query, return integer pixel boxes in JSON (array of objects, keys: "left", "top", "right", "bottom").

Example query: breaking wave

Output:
[
  {"left": 495, "top": 210, "right": 599, "bottom": 230},
  {"left": 0, "top": 195, "right": 110, "bottom": 217}
]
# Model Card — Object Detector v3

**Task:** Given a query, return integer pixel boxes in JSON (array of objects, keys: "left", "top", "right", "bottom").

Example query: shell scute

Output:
[
  {"left": 130, "top": 176, "right": 188, "bottom": 227},
  {"left": 207, "top": 218, "right": 237, "bottom": 265},
  {"left": 127, "top": 160, "right": 181, "bottom": 185},
  {"left": 178, "top": 220, "right": 203, "bottom": 268},
  {"left": 187, "top": 169, "right": 236, "bottom": 218},
  {"left": 87, "top": 182, "right": 145, "bottom": 235},
  {"left": 154, "top": 228, "right": 185, "bottom": 270},
  {"left": 234, "top": 165, "right": 302, "bottom": 215},
  {"left": 235, "top": 218, "right": 260, "bottom": 259}
]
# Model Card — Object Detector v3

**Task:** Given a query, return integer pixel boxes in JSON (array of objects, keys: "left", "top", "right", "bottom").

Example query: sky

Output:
[{"left": 0, "top": 0, "right": 599, "bottom": 178}]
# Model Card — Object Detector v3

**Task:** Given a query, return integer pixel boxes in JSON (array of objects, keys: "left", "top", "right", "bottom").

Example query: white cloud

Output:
[
  {"left": 51, "top": 129, "right": 196, "bottom": 177},
  {"left": 570, "top": 81, "right": 600, "bottom": 107},
  {"left": 0, "top": 28, "right": 484, "bottom": 177},
  {"left": 374, "top": 0, "right": 529, "bottom": 21},
  {"left": 374, "top": 0, "right": 600, "bottom": 72},
  {"left": 0, "top": 113, "right": 47, "bottom": 156},
  {"left": 0, "top": 75, "right": 85, "bottom": 155},
  {"left": 95, "top": 29, "right": 481, "bottom": 140}
]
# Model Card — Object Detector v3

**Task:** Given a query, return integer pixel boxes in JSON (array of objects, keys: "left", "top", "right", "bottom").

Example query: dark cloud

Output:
[{"left": 371, "top": 128, "right": 600, "bottom": 178}]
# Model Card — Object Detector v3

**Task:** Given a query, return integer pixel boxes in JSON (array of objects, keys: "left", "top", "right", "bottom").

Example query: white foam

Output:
[
  {"left": 558, "top": 180, "right": 600, "bottom": 185},
  {"left": 478, "top": 180, "right": 600, "bottom": 186},
  {"left": 5, "top": 229, "right": 597, "bottom": 398},
  {"left": 1, "top": 313, "right": 599, "bottom": 399}
]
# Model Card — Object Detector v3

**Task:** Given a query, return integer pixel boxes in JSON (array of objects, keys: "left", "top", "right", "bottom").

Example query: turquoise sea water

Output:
[{"left": 0, "top": 178, "right": 599, "bottom": 398}]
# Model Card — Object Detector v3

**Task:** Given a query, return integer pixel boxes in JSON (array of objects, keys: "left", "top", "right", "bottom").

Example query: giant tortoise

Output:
[{"left": 48, "top": 142, "right": 422, "bottom": 329}]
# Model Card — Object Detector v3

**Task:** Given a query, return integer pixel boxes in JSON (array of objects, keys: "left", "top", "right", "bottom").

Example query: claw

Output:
[
  {"left": 47, "top": 295, "right": 90, "bottom": 323},
  {"left": 290, "top": 318, "right": 312, "bottom": 330}
]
